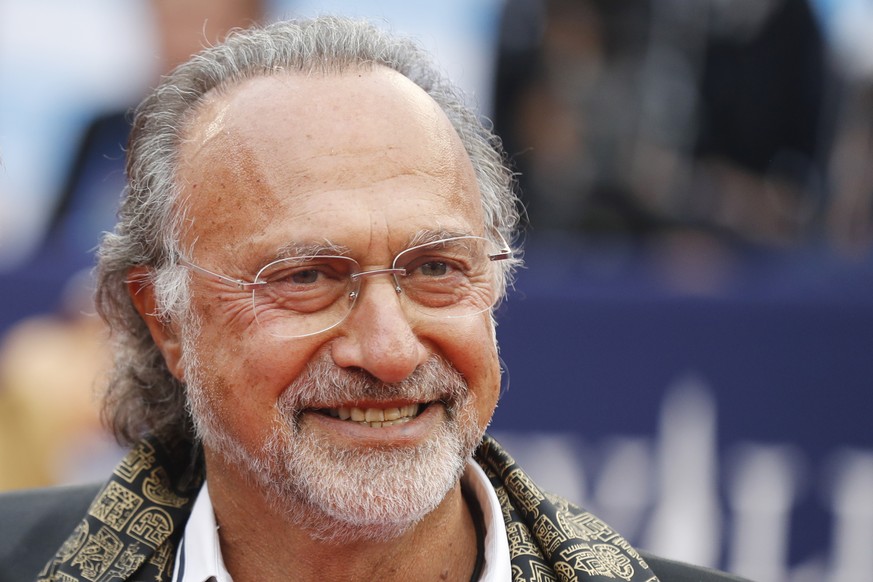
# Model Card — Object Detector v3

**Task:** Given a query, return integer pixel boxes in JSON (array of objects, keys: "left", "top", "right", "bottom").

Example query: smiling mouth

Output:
[{"left": 316, "top": 404, "right": 424, "bottom": 428}]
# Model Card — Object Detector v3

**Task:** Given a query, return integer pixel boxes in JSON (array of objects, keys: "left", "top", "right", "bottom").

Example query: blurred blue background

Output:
[{"left": 1, "top": 1, "right": 872, "bottom": 580}]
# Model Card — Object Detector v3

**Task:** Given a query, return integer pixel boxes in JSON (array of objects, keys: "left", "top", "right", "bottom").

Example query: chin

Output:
[{"left": 256, "top": 408, "right": 478, "bottom": 543}]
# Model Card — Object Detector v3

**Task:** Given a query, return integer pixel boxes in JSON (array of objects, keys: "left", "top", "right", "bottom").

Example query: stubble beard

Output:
[{"left": 182, "top": 319, "right": 486, "bottom": 543}]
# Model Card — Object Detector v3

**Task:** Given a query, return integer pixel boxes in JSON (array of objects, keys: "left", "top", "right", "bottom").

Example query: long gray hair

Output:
[{"left": 95, "top": 16, "right": 521, "bottom": 449}]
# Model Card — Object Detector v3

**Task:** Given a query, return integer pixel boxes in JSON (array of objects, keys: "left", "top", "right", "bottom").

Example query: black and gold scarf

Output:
[{"left": 39, "top": 435, "right": 658, "bottom": 581}]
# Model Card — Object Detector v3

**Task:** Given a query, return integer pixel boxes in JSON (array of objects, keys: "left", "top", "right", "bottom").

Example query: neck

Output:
[{"left": 205, "top": 452, "right": 479, "bottom": 582}]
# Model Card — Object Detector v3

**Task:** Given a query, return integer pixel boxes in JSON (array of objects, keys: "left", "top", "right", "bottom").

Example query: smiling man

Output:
[{"left": 0, "top": 17, "right": 748, "bottom": 582}]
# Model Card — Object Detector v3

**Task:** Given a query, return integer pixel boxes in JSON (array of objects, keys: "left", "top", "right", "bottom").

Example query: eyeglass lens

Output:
[{"left": 250, "top": 236, "right": 503, "bottom": 338}]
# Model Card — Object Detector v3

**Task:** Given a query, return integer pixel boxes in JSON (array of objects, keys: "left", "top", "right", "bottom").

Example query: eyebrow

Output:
[
  {"left": 273, "top": 240, "right": 352, "bottom": 259},
  {"left": 406, "top": 228, "right": 477, "bottom": 247}
]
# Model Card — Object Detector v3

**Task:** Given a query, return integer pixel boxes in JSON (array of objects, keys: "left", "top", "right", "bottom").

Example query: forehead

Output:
[{"left": 175, "top": 67, "right": 483, "bottom": 261}]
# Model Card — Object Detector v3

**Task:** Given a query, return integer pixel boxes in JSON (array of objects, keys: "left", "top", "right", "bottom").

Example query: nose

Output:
[{"left": 330, "top": 274, "right": 429, "bottom": 383}]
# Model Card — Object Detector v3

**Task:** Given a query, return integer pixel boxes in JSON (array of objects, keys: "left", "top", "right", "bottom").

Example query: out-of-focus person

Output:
[{"left": 0, "top": 0, "right": 268, "bottom": 494}]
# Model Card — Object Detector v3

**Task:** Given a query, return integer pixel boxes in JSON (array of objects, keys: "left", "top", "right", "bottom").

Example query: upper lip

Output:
[
  {"left": 316, "top": 403, "right": 424, "bottom": 423},
  {"left": 316, "top": 399, "right": 426, "bottom": 410}
]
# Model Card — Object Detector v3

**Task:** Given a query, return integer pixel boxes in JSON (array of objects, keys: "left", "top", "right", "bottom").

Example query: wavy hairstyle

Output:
[{"left": 95, "top": 16, "right": 521, "bottom": 449}]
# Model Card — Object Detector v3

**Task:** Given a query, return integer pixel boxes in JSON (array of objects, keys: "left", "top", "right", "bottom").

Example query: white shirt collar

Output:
[
  {"left": 172, "top": 480, "right": 232, "bottom": 582},
  {"left": 173, "top": 459, "right": 511, "bottom": 582},
  {"left": 463, "top": 458, "right": 512, "bottom": 581}
]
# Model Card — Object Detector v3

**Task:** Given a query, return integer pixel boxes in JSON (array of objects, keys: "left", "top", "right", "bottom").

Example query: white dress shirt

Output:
[{"left": 172, "top": 460, "right": 511, "bottom": 581}]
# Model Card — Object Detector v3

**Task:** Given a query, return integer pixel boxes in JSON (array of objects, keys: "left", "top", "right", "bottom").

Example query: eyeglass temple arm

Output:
[
  {"left": 489, "top": 234, "right": 513, "bottom": 262},
  {"left": 178, "top": 258, "right": 266, "bottom": 290}
]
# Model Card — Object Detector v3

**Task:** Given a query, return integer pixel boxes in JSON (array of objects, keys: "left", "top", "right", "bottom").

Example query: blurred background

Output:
[{"left": 0, "top": 0, "right": 871, "bottom": 580}]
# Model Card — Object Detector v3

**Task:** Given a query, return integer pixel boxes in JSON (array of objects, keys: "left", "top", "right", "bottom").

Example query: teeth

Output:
[{"left": 325, "top": 404, "right": 421, "bottom": 427}]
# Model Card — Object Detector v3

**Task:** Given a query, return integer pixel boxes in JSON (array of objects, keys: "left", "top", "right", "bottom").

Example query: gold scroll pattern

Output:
[
  {"left": 38, "top": 439, "right": 201, "bottom": 582},
  {"left": 476, "top": 434, "right": 660, "bottom": 582},
  {"left": 40, "top": 434, "right": 655, "bottom": 581}
]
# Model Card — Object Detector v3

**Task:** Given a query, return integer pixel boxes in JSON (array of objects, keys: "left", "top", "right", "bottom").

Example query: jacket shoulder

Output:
[
  {"left": 640, "top": 551, "right": 754, "bottom": 582},
  {"left": 0, "top": 483, "right": 99, "bottom": 582}
]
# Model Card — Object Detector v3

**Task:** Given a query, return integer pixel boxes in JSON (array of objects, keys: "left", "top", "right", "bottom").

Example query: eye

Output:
[
  {"left": 257, "top": 257, "right": 354, "bottom": 287},
  {"left": 273, "top": 264, "right": 345, "bottom": 286},
  {"left": 291, "top": 269, "right": 321, "bottom": 285},
  {"left": 417, "top": 260, "right": 449, "bottom": 277},
  {"left": 405, "top": 256, "right": 467, "bottom": 279}
]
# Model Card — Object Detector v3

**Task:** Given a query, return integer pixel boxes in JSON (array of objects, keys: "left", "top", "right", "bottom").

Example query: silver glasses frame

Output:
[{"left": 178, "top": 235, "right": 513, "bottom": 338}]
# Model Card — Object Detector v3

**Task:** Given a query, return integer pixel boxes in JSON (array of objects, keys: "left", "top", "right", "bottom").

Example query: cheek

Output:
[
  {"left": 471, "top": 345, "right": 501, "bottom": 429},
  {"left": 432, "top": 317, "right": 500, "bottom": 427},
  {"left": 186, "top": 320, "right": 328, "bottom": 444}
]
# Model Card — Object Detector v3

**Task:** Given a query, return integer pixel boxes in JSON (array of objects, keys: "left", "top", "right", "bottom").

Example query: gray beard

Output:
[{"left": 182, "top": 321, "right": 483, "bottom": 543}]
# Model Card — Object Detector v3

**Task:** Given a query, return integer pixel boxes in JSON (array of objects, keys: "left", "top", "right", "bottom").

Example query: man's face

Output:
[{"left": 170, "top": 67, "right": 501, "bottom": 539}]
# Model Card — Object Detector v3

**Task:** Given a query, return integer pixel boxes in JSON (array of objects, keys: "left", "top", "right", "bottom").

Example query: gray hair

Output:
[{"left": 95, "top": 16, "right": 521, "bottom": 448}]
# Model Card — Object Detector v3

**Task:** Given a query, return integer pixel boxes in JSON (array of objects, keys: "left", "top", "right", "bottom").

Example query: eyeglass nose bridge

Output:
[{"left": 348, "top": 267, "right": 406, "bottom": 301}]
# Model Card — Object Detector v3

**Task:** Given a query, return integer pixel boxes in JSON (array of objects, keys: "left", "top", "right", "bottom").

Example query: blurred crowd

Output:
[
  {"left": 495, "top": 0, "right": 872, "bottom": 253},
  {"left": 0, "top": 0, "right": 267, "bottom": 490},
  {"left": 0, "top": 0, "right": 870, "bottom": 491}
]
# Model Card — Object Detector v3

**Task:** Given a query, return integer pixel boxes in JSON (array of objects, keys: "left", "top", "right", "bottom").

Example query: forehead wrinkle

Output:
[
  {"left": 276, "top": 141, "right": 473, "bottom": 220},
  {"left": 273, "top": 147, "right": 459, "bottom": 196}
]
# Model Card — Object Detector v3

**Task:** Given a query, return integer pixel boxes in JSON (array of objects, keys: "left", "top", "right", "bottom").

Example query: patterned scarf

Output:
[{"left": 39, "top": 435, "right": 658, "bottom": 582}]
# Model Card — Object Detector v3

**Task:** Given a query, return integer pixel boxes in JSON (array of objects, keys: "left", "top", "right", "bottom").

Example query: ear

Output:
[{"left": 127, "top": 266, "right": 186, "bottom": 381}]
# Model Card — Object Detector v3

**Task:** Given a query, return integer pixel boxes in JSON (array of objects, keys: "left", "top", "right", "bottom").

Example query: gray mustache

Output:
[{"left": 278, "top": 355, "right": 468, "bottom": 414}]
